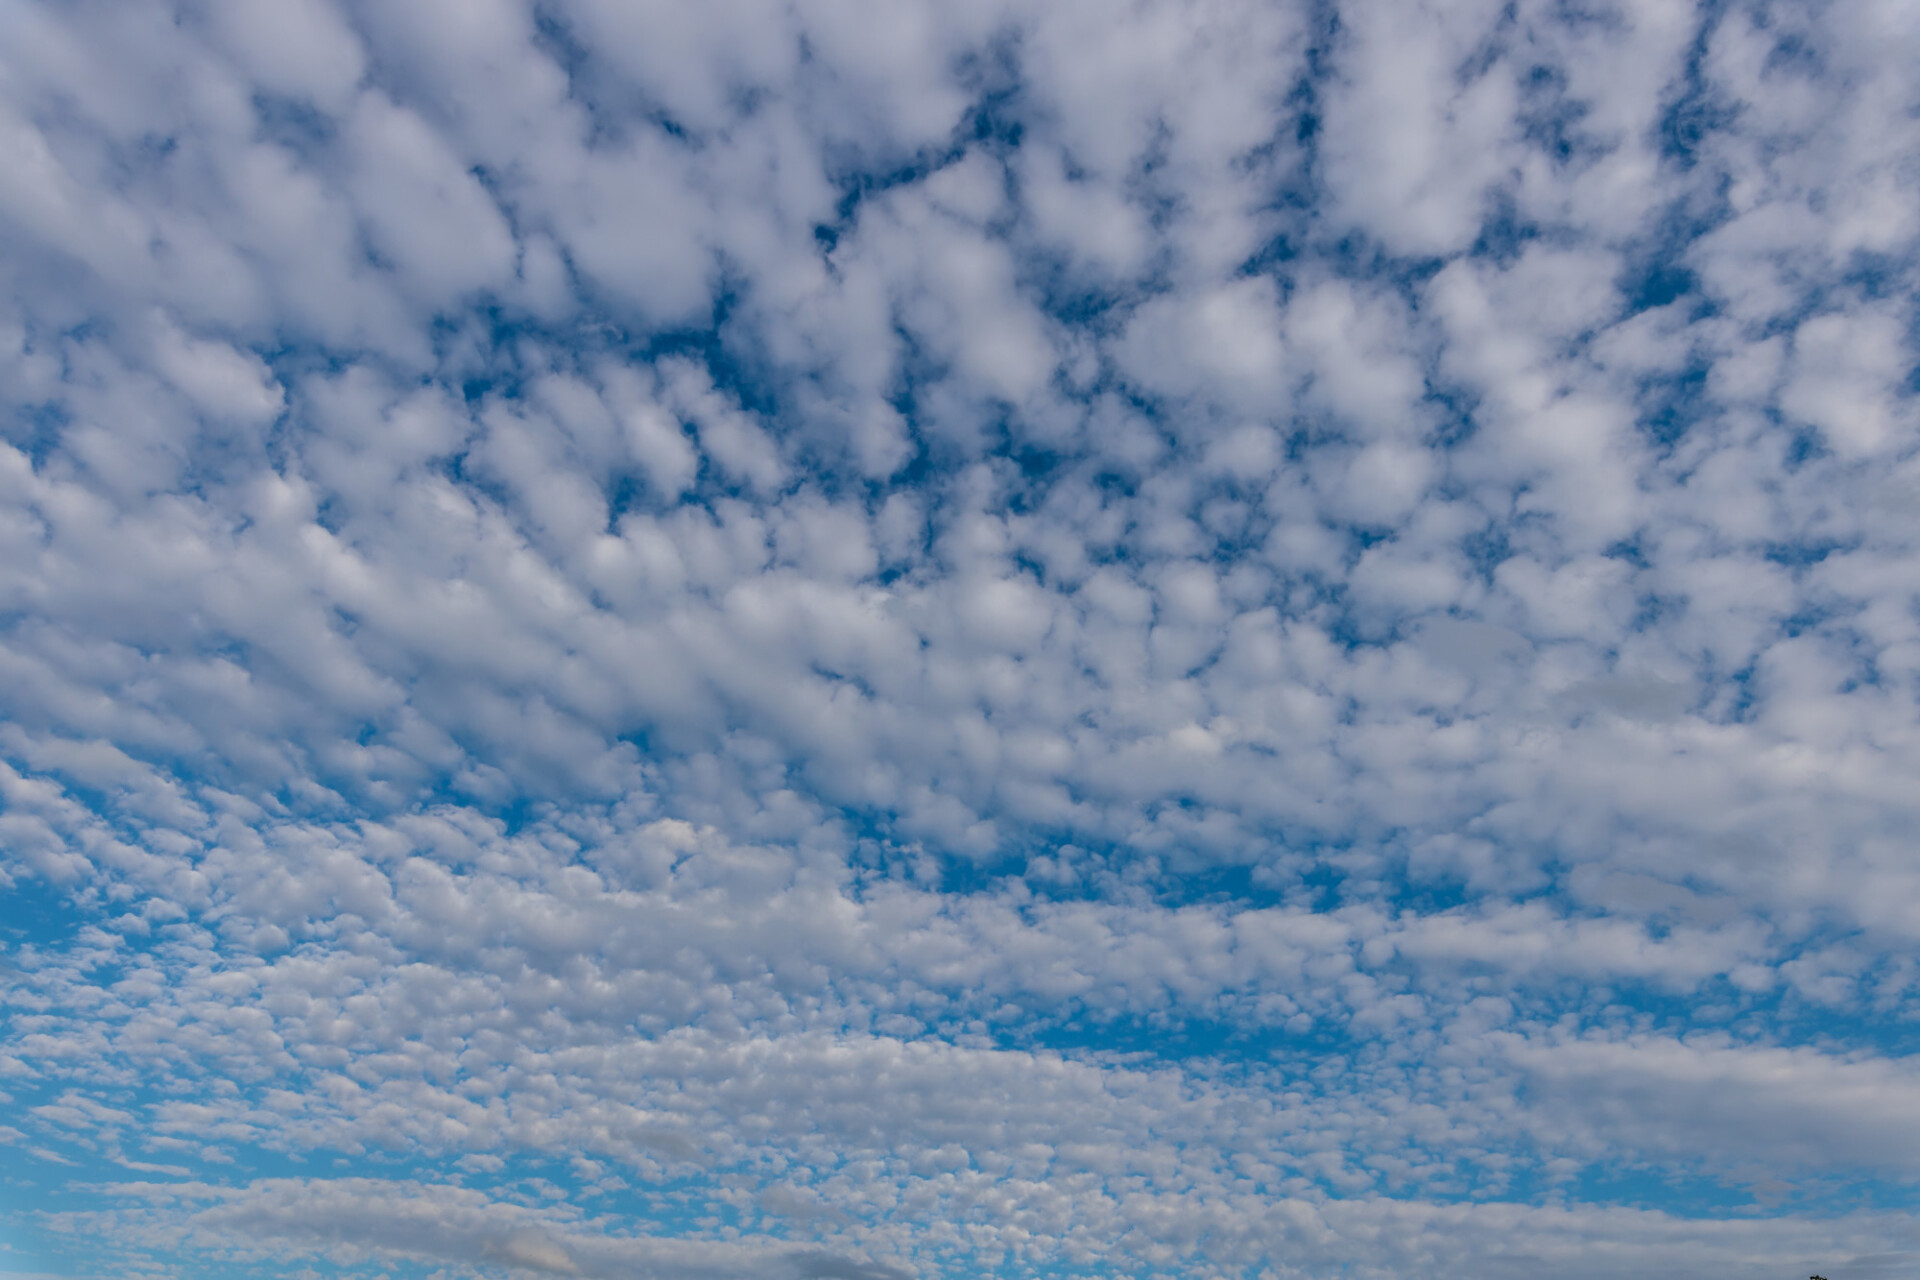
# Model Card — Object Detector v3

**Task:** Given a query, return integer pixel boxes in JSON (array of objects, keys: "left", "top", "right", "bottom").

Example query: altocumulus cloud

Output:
[{"left": 2, "top": 0, "right": 1919, "bottom": 1277}]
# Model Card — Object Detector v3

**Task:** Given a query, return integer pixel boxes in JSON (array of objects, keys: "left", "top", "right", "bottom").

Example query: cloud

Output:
[
  {"left": 2, "top": 0, "right": 1918, "bottom": 1275},
  {"left": 54, "top": 1176, "right": 1920, "bottom": 1280},
  {"left": 94, "top": 1177, "right": 911, "bottom": 1280}
]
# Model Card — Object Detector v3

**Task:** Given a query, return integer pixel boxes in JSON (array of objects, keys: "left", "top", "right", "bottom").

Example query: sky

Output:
[{"left": 1, "top": 0, "right": 1919, "bottom": 1276}]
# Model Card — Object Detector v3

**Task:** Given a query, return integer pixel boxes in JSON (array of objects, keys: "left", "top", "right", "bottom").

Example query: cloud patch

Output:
[{"left": 2, "top": 0, "right": 1918, "bottom": 1275}]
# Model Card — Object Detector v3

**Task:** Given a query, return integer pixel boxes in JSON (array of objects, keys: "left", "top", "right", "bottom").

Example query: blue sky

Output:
[{"left": 3, "top": 0, "right": 1920, "bottom": 1276}]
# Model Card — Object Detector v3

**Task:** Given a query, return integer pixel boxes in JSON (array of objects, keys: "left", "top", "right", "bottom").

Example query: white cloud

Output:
[{"left": 2, "top": 0, "right": 1918, "bottom": 1274}]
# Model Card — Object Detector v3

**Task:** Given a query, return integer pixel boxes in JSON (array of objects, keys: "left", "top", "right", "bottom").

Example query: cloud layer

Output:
[{"left": 2, "top": 0, "right": 1918, "bottom": 1276}]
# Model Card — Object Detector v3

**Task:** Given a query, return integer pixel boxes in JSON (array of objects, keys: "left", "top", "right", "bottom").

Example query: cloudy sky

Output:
[{"left": 1, "top": 0, "right": 1918, "bottom": 1276}]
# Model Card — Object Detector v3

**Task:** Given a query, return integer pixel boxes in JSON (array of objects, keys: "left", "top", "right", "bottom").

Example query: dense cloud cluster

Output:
[{"left": 3, "top": 0, "right": 1919, "bottom": 1276}]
